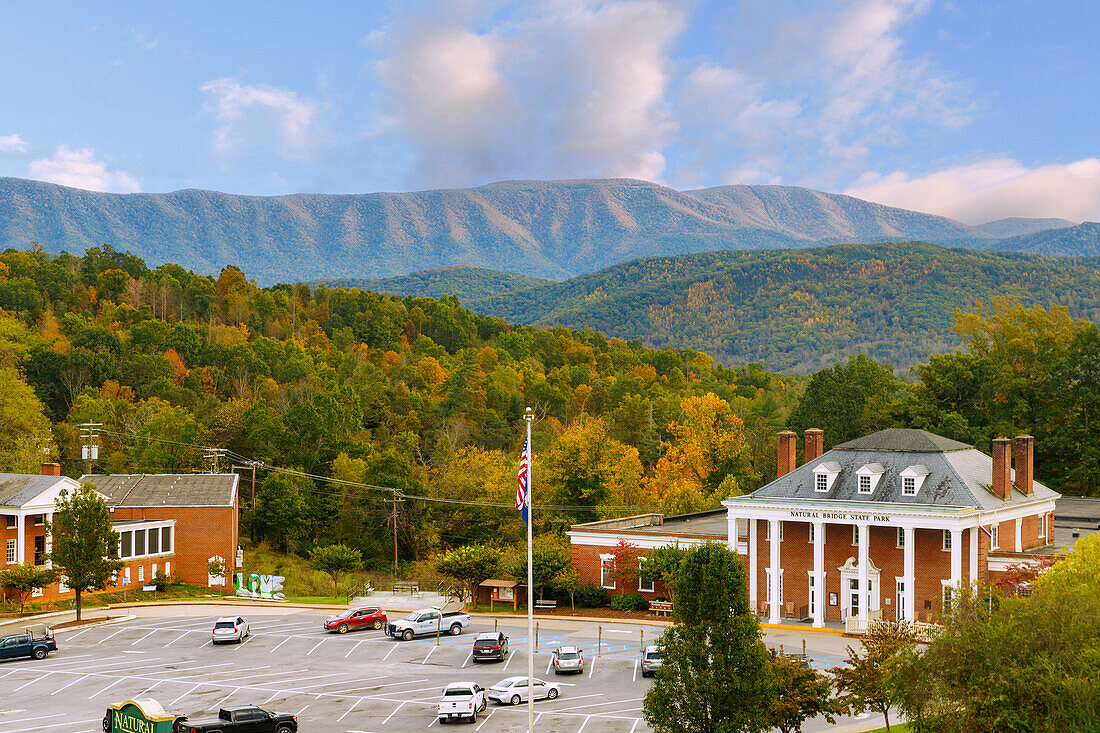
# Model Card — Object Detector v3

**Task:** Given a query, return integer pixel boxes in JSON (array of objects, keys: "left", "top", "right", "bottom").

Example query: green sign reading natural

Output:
[{"left": 109, "top": 699, "right": 176, "bottom": 733}]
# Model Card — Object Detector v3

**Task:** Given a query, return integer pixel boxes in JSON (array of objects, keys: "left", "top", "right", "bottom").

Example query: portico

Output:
[{"left": 724, "top": 429, "right": 1059, "bottom": 629}]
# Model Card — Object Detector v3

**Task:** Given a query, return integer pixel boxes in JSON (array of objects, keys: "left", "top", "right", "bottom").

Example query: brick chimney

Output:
[
  {"left": 1014, "top": 435, "right": 1034, "bottom": 496},
  {"left": 40, "top": 462, "right": 61, "bottom": 477},
  {"left": 804, "top": 428, "right": 824, "bottom": 463},
  {"left": 777, "top": 431, "right": 797, "bottom": 478},
  {"left": 992, "top": 438, "right": 1012, "bottom": 500}
]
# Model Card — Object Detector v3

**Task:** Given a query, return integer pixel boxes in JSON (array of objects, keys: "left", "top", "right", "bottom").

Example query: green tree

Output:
[
  {"left": 0, "top": 563, "right": 58, "bottom": 615},
  {"left": 765, "top": 649, "right": 842, "bottom": 733},
  {"left": 255, "top": 473, "right": 310, "bottom": 552},
  {"left": 831, "top": 621, "right": 919, "bottom": 733},
  {"left": 509, "top": 545, "right": 570, "bottom": 602},
  {"left": 435, "top": 544, "right": 504, "bottom": 605},
  {"left": 47, "top": 484, "right": 124, "bottom": 621},
  {"left": 552, "top": 566, "right": 582, "bottom": 609},
  {"left": 642, "top": 544, "right": 686, "bottom": 602},
  {"left": 310, "top": 544, "right": 364, "bottom": 597},
  {"left": 0, "top": 366, "right": 54, "bottom": 472},
  {"left": 643, "top": 542, "right": 776, "bottom": 733},
  {"left": 788, "top": 354, "right": 901, "bottom": 447}
]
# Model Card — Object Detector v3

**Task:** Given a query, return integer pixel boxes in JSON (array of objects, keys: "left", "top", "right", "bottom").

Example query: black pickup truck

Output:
[
  {"left": 173, "top": 706, "right": 297, "bottom": 733},
  {"left": 0, "top": 628, "right": 57, "bottom": 661}
]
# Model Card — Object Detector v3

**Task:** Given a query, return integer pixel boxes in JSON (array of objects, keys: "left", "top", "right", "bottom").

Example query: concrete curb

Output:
[
  {"left": 52, "top": 614, "right": 136, "bottom": 635},
  {"left": 106, "top": 599, "right": 346, "bottom": 611},
  {"left": 0, "top": 606, "right": 111, "bottom": 631}
]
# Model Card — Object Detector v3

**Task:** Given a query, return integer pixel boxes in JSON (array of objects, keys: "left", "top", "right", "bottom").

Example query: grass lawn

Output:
[{"left": 863, "top": 723, "right": 912, "bottom": 732}]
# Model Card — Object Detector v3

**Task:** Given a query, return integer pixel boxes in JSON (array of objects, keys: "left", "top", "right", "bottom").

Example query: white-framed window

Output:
[
  {"left": 859, "top": 475, "right": 872, "bottom": 494},
  {"left": 852, "top": 525, "right": 860, "bottom": 546},
  {"left": 638, "top": 558, "right": 653, "bottom": 593},
  {"left": 899, "top": 465, "right": 928, "bottom": 497},
  {"left": 808, "top": 523, "right": 815, "bottom": 544},
  {"left": 813, "top": 462, "right": 840, "bottom": 493},
  {"left": 599, "top": 555, "right": 615, "bottom": 589},
  {"left": 138, "top": 565, "right": 145, "bottom": 582},
  {"left": 815, "top": 473, "right": 828, "bottom": 492},
  {"left": 123, "top": 566, "right": 131, "bottom": 585},
  {"left": 5, "top": 538, "right": 14, "bottom": 564},
  {"left": 942, "top": 582, "right": 954, "bottom": 609},
  {"left": 117, "top": 523, "right": 174, "bottom": 560},
  {"left": 1037, "top": 513, "right": 1045, "bottom": 538},
  {"left": 33, "top": 514, "right": 44, "bottom": 526},
  {"left": 896, "top": 527, "right": 905, "bottom": 548},
  {"left": 902, "top": 477, "right": 916, "bottom": 496},
  {"left": 766, "top": 568, "right": 784, "bottom": 606},
  {"left": 4, "top": 515, "right": 15, "bottom": 529},
  {"left": 164, "top": 561, "right": 171, "bottom": 576},
  {"left": 58, "top": 576, "right": 69, "bottom": 593},
  {"left": 766, "top": 521, "right": 784, "bottom": 542},
  {"left": 152, "top": 563, "right": 158, "bottom": 579},
  {"left": 943, "top": 530, "right": 953, "bottom": 551},
  {"left": 32, "top": 586, "right": 43, "bottom": 598},
  {"left": 991, "top": 525, "right": 999, "bottom": 550}
]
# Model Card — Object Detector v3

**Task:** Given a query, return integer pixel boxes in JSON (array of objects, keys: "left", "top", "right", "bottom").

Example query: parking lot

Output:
[{"left": 0, "top": 606, "right": 866, "bottom": 732}]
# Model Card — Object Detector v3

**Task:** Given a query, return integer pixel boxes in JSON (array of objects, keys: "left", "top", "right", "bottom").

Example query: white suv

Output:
[{"left": 212, "top": 616, "right": 251, "bottom": 644}]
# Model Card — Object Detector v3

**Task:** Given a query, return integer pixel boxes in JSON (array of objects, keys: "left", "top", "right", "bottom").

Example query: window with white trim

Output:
[
  {"left": 638, "top": 558, "right": 654, "bottom": 593},
  {"left": 859, "top": 475, "right": 872, "bottom": 494},
  {"left": 902, "top": 477, "right": 916, "bottom": 496},
  {"left": 813, "top": 462, "right": 841, "bottom": 493},
  {"left": 991, "top": 525, "right": 999, "bottom": 550},
  {"left": 765, "top": 521, "right": 784, "bottom": 542},
  {"left": 117, "top": 523, "right": 174, "bottom": 561},
  {"left": 899, "top": 465, "right": 929, "bottom": 497},
  {"left": 896, "top": 527, "right": 905, "bottom": 549},
  {"left": 815, "top": 473, "right": 828, "bottom": 492},
  {"left": 4, "top": 515, "right": 15, "bottom": 529},
  {"left": 1037, "top": 513, "right": 1045, "bottom": 538},
  {"left": 600, "top": 555, "right": 615, "bottom": 589},
  {"left": 138, "top": 565, "right": 145, "bottom": 582},
  {"left": 58, "top": 576, "right": 68, "bottom": 593},
  {"left": 852, "top": 525, "right": 860, "bottom": 546},
  {"left": 942, "top": 530, "right": 953, "bottom": 551},
  {"left": 808, "top": 523, "right": 815, "bottom": 544},
  {"left": 5, "top": 539, "right": 14, "bottom": 564}
]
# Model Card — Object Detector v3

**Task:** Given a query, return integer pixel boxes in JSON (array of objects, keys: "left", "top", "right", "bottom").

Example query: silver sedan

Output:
[{"left": 486, "top": 676, "right": 561, "bottom": 705}]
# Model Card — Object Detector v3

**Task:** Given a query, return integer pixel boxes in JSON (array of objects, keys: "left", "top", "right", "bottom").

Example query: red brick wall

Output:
[
  {"left": 569, "top": 541, "right": 675, "bottom": 599},
  {"left": 109, "top": 505, "right": 238, "bottom": 589}
]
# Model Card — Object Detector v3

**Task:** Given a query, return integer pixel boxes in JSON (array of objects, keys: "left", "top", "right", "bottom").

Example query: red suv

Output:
[{"left": 324, "top": 607, "right": 387, "bottom": 634}]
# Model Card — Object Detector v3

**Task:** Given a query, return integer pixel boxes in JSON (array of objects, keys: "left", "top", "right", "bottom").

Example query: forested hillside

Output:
[
  {"left": 361, "top": 243, "right": 1100, "bottom": 372},
  {"left": 0, "top": 244, "right": 795, "bottom": 568}
]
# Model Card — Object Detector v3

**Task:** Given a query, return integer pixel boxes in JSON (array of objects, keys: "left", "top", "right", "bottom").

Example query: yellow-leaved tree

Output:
[{"left": 648, "top": 393, "right": 758, "bottom": 515}]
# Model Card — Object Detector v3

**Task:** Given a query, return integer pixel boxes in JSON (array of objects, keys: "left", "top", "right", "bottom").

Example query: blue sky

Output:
[{"left": 1, "top": 1, "right": 1097, "bottom": 223}]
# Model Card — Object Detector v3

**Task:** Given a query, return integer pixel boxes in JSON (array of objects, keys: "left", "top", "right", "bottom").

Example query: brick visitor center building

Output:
[{"left": 570, "top": 428, "right": 1061, "bottom": 630}]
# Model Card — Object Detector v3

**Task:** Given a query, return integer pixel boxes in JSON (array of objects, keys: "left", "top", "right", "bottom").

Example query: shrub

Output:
[
  {"left": 611, "top": 593, "right": 649, "bottom": 612},
  {"left": 574, "top": 584, "right": 610, "bottom": 608}
]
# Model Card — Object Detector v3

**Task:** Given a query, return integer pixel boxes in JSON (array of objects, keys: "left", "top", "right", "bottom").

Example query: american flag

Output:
[{"left": 516, "top": 437, "right": 530, "bottom": 523}]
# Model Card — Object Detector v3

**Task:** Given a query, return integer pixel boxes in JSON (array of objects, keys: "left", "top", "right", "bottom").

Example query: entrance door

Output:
[
  {"left": 896, "top": 580, "right": 907, "bottom": 621},
  {"left": 808, "top": 574, "right": 817, "bottom": 619},
  {"left": 848, "top": 578, "right": 860, "bottom": 618}
]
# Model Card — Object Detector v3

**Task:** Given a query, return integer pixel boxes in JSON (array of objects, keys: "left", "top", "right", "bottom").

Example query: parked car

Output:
[
  {"left": 471, "top": 632, "right": 509, "bottom": 662},
  {"left": 0, "top": 627, "right": 57, "bottom": 661},
  {"left": 486, "top": 676, "right": 561, "bottom": 706},
  {"left": 436, "top": 681, "right": 487, "bottom": 724},
  {"left": 211, "top": 616, "right": 251, "bottom": 644},
  {"left": 323, "top": 606, "right": 387, "bottom": 634},
  {"left": 551, "top": 645, "right": 583, "bottom": 675},
  {"left": 171, "top": 706, "right": 296, "bottom": 733},
  {"left": 387, "top": 608, "right": 472, "bottom": 640},
  {"left": 641, "top": 645, "right": 662, "bottom": 677}
]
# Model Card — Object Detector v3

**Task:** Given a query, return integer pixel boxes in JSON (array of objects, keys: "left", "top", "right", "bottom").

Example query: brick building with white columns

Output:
[{"left": 726, "top": 428, "right": 1059, "bottom": 630}]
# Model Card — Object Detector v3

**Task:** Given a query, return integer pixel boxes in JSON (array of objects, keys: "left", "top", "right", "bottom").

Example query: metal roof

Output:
[
  {"left": 833, "top": 428, "right": 972, "bottom": 452},
  {"left": 79, "top": 473, "right": 238, "bottom": 507}
]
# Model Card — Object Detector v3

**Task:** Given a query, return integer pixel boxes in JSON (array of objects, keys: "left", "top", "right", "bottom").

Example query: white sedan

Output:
[{"left": 486, "top": 676, "right": 561, "bottom": 706}]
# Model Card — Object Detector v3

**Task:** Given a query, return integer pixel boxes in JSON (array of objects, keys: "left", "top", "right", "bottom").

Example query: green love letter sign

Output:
[{"left": 109, "top": 699, "right": 176, "bottom": 733}]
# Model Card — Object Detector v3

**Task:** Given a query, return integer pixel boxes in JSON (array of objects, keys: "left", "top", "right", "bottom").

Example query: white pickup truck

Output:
[
  {"left": 436, "top": 682, "right": 487, "bottom": 724},
  {"left": 387, "top": 607, "right": 472, "bottom": 640}
]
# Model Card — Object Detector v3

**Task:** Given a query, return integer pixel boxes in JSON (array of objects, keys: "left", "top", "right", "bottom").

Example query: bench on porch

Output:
[
  {"left": 650, "top": 600, "right": 673, "bottom": 617},
  {"left": 392, "top": 581, "right": 421, "bottom": 596},
  {"left": 784, "top": 602, "right": 811, "bottom": 621},
  {"left": 534, "top": 599, "right": 557, "bottom": 610}
]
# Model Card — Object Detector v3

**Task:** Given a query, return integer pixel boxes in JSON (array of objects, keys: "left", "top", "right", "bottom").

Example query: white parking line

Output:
[
  {"left": 501, "top": 651, "right": 515, "bottom": 672},
  {"left": 553, "top": 696, "right": 643, "bottom": 713},
  {"left": 131, "top": 629, "right": 159, "bottom": 646},
  {"left": 337, "top": 698, "right": 365, "bottom": 722},
  {"left": 12, "top": 674, "right": 49, "bottom": 692},
  {"left": 629, "top": 718, "right": 641, "bottom": 733},
  {"left": 89, "top": 678, "right": 124, "bottom": 698},
  {"left": 546, "top": 658, "right": 553, "bottom": 675},
  {"left": 588, "top": 657, "right": 596, "bottom": 678},
  {"left": 346, "top": 639, "right": 366, "bottom": 658},
  {"left": 60, "top": 628, "right": 92, "bottom": 641},
  {"left": 48, "top": 674, "right": 89, "bottom": 695},
  {"left": 382, "top": 701, "right": 407, "bottom": 724},
  {"left": 577, "top": 715, "right": 592, "bottom": 733},
  {"left": 0, "top": 714, "right": 64, "bottom": 725},
  {"left": 307, "top": 639, "right": 326, "bottom": 656},
  {"left": 297, "top": 704, "right": 310, "bottom": 716},
  {"left": 97, "top": 628, "right": 130, "bottom": 645},
  {"left": 209, "top": 687, "right": 241, "bottom": 711},
  {"left": 474, "top": 709, "right": 495, "bottom": 730},
  {"left": 383, "top": 644, "right": 400, "bottom": 661},
  {"left": 169, "top": 684, "right": 201, "bottom": 706},
  {"left": 461, "top": 651, "right": 472, "bottom": 668},
  {"left": 421, "top": 646, "right": 437, "bottom": 664},
  {"left": 262, "top": 691, "right": 280, "bottom": 704},
  {"left": 0, "top": 717, "right": 100, "bottom": 732},
  {"left": 270, "top": 636, "right": 292, "bottom": 654},
  {"left": 235, "top": 634, "right": 256, "bottom": 650},
  {"left": 632, "top": 660, "right": 638, "bottom": 682},
  {"left": 164, "top": 631, "right": 192, "bottom": 647}
]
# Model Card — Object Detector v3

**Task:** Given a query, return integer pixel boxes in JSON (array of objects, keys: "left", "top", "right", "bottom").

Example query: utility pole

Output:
[
  {"left": 391, "top": 489, "right": 401, "bottom": 581},
  {"left": 203, "top": 448, "right": 228, "bottom": 473},
  {"left": 232, "top": 461, "right": 262, "bottom": 542},
  {"left": 79, "top": 423, "right": 102, "bottom": 476}
]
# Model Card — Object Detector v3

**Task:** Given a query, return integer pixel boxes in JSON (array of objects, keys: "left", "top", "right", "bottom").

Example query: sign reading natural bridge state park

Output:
[
  {"left": 789, "top": 510, "right": 893, "bottom": 523},
  {"left": 108, "top": 699, "right": 176, "bottom": 733}
]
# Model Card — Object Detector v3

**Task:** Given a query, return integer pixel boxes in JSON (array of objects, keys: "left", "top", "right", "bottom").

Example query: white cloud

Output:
[
  {"left": 27, "top": 145, "right": 140, "bottom": 192},
  {"left": 373, "top": 0, "right": 684, "bottom": 188},
  {"left": 0, "top": 134, "right": 27, "bottom": 154},
  {"left": 846, "top": 158, "right": 1100, "bottom": 224},
  {"left": 200, "top": 78, "right": 323, "bottom": 158},
  {"left": 127, "top": 27, "right": 159, "bottom": 52}
]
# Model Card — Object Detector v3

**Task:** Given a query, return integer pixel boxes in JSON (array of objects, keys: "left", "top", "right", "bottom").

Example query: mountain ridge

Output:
[{"left": 1, "top": 175, "right": 1094, "bottom": 285}]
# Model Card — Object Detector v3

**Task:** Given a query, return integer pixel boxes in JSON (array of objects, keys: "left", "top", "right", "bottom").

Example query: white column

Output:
[
  {"left": 857, "top": 522, "right": 869, "bottom": 624},
  {"left": 969, "top": 526, "right": 978, "bottom": 585},
  {"left": 1015, "top": 519, "right": 1022, "bottom": 552},
  {"left": 812, "top": 521, "right": 825, "bottom": 628},
  {"left": 44, "top": 512, "right": 54, "bottom": 569},
  {"left": 768, "top": 519, "right": 781, "bottom": 625},
  {"left": 950, "top": 529, "right": 963, "bottom": 591},
  {"left": 15, "top": 511, "right": 26, "bottom": 565},
  {"left": 728, "top": 514, "right": 739, "bottom": 554},
  {"left": 748, "top": 519, "right": 758, "bottom": 613},
  {"left": 903, "top": 526, "right": 915, "bottom": 623}
]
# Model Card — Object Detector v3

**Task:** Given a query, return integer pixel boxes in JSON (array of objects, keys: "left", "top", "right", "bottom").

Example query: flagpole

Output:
[{"left": 524, "top": 406, "right": 535, "bottom": 733}]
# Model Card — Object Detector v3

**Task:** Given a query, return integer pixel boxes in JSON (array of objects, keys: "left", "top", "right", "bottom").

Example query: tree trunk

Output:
[{"left": 75, "top": 589, "right": 83, "bottom": 621}]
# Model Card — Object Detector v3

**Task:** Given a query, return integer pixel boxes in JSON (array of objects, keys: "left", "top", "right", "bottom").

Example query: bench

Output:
[
  {"left": 650, "top": 601, "right": 672, "bottom": 617},
  {"left": 392, "top": 582, "right": 421, "bottom": 596},
  {"left": 534, "top": 599, "right": 557, "bottom": 610}
]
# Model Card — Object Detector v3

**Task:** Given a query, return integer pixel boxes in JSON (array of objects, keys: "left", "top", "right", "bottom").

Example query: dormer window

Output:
[
  {"left": 813, "top": 462, "right": 841, "bottom": 493},
  {"left": 855, "top": 463, "right": 884, "bottom": 494},
  {"left": 899, "top": 465, "right": 929, "bottom": 498}
]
